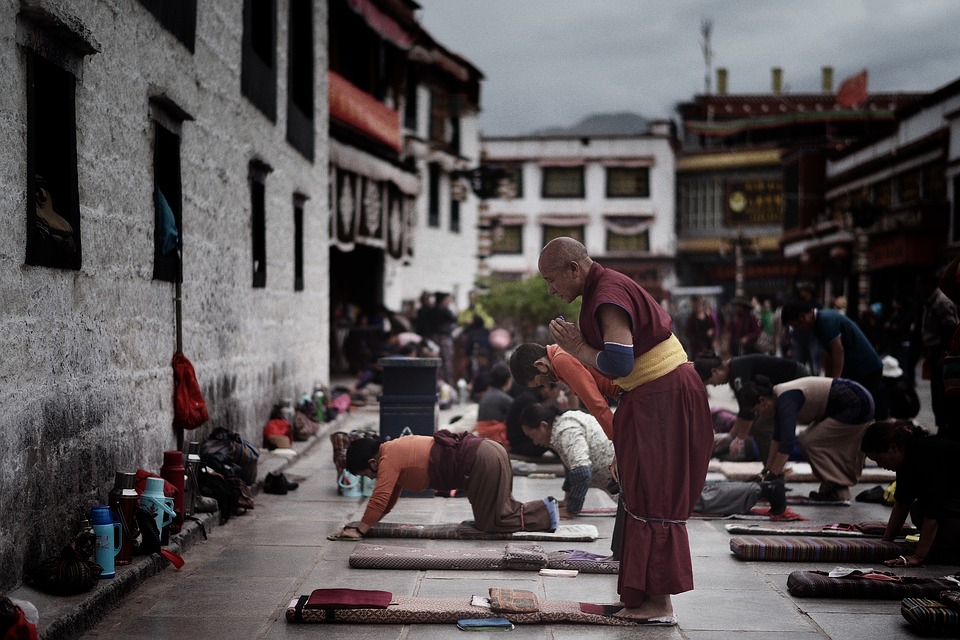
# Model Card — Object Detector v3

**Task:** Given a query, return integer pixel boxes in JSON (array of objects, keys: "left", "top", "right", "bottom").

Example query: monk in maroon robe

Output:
[{"left": 539, "top": 237, "right": 713, "bottom": 625}]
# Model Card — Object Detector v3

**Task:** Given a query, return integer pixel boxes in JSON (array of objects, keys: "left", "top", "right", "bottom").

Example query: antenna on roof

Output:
[{"left": 701, "top": 18, "right": 713, "bottom": 95}]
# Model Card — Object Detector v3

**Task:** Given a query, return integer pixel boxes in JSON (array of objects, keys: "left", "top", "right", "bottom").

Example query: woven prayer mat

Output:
[
  {"left": 787, "top": 570, "right": 959, "bottom": 598},
  {"left": 729, "top": 536, "right": 915, "bottom": 562},
  {"left": 692, "top": 506, "right": 807, "bottom": 521},
  {"left": 330, "top": 521, "right": 599, "bottom": 541},
  {"left": 725, "top": 521, "right": 915, "bottom": 537},
  {"left": 901, "top": 593, "right": 960, "bottom": 635},
  {"left": 348, "top": 542, "right": 619, "bottom": 574},
  {"left": 286, "top": 591, "right": 642, "bottom": 626},
  {"left": 709, "top": 460, "right": 895, "bottom": 483}
]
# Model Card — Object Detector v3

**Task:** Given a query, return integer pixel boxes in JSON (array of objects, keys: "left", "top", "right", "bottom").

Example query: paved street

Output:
[{"left": 20, "top": 375, "right": 945, "bottom": 639}]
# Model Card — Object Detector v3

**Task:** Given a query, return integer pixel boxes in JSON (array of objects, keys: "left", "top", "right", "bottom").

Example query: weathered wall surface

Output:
[{"left": 0, "top": 0, "right": 329, "bottom": 590}]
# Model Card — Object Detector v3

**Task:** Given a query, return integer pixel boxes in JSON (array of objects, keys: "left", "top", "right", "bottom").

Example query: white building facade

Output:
[{"left": 479, "top": 124, "right": 678, "bottom": 300}]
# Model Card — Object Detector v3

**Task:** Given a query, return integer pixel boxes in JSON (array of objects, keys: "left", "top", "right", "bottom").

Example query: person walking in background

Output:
[
  {"left": 739, "top": 375, "right": 875, "bottom": 503},
  {"left": 791, "top": 282, "right": 822, "bottom": 374},
  {"left": 537, "top": 237, "right": 713, "bottom": 626},
  {"left": 781, "top": 300, "right": 888, "bottom": 419},
  {"left": 884, "top": 294, "right": 916, "bottom": 383},
  {"left": 917, "top": 269, "right": 960, "bottom": 438},
  {"left": 727, "top": 296, "right": 762, "bottom": 357},
  {"left": 431, "top": 291, "right": 458, "bottom": 385},
  {"left": 685, "top": 296, "right": 718, "bottom": 358}
]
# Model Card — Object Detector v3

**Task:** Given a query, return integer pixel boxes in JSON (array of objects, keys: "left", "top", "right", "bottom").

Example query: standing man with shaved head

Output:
[{"left": 538, "top": 237, "right": 713, "bottom": 626}]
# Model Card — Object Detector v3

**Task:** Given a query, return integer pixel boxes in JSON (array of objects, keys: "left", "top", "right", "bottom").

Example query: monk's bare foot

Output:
[{"left": 613, "top": 595, "right": 674, "bottom": 622}]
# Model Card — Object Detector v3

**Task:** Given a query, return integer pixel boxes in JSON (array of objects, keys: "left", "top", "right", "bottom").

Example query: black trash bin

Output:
[{"left": 378, "top": 357, "right": 439, "bottom": 440}]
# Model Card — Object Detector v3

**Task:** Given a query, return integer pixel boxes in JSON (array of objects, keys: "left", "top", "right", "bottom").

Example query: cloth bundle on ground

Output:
[
  {"left": 692, "top": 506, "right": 806, "bottom": 521},
  {"left": 347, "top": 542, "right": 618, "bottom": 574},
  {"left": 901, "top": 591, "right": 960, "bottom": 635},
  {"left": 729, "top": 536, "right": 916, "bottom": 562},
  {"left": 286, "top": 586, "right": 645, "bottom": 626},
  {"left": 725, "top": 521, "right": 916, "bottom": 538},
  {"left": 787, "top": 569, "right": 960, "bottom": 598},
  {"left": 329, "top": 521, "right": 598, "bottom": 542}
]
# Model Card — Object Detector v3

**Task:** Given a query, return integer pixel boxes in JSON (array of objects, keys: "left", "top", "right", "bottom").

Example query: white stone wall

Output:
[
  {"left": 0, "top": 0, "right": 329, "bottom": 590},
  {"left": 394, "top": 106, "right": 481, "bottom": 313}
]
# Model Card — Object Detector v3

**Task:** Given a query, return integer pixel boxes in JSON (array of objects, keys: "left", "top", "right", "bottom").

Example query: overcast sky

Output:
[{"left": 414, "top": 0, "right": 960, "bottom": 136}]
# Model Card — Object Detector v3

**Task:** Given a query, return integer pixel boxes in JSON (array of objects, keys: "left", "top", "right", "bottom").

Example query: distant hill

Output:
[{"left": 531, "top": 112, "right": 650, "bottom": 136}]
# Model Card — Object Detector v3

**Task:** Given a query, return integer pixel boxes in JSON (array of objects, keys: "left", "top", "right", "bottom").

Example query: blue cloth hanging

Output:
[{"left": 156, "top": 188, "right": 181, "bottom": 255}]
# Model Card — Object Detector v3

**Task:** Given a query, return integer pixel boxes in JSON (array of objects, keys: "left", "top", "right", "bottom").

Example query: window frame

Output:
[
  {"left": 605, "top": 166, "right": 650, "bottom": 198},
  {"left": 541, "top": 166, "right": 585, "bottom": 199}
]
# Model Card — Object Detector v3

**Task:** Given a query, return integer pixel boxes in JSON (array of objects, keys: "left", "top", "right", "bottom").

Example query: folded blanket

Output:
[{"left": 901, "top": 593, "right": 960, "bottom": 635}]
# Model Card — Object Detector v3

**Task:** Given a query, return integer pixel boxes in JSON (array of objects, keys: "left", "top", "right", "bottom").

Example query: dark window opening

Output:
[
  {"left": 26, "top": 53, "right": 81, "bottom": 270},
  {"left": 542, "top": 225, "right": 585, "bottom": 246},
  {"left": 241, "top": 0, "right": 277, "bottom": 121},
  {"left": 152, "top": 123, "right": 183, "bottom": 282},
  {"left": 404, "top": 70, "right": 418, "bottom": 131},
  {"left": 286, "top": 0, "right": 314, "bottom": 160},
  {"left": 428, "top": 163, "right": 440, "bottom": 227},
  {"left": 606, "top": 166, "right": 650, "bottom": 198},
  {"left": 250, "top": 161, "right": 272, "bottom": 288},
  {"left": 450, "top": 197, "right": 460, "bottom": 233},
  {"left": 137, "top": 0, "right": 197, "bottom": 53},
  {"left": 293, "top": 194, "right": 306, "bottom": 291},
  {"left": 542, "top": 166, "right": 585, "bottom": 198},
  {"left": 490, "top": 223, "right": 523, "bottom": 254}
]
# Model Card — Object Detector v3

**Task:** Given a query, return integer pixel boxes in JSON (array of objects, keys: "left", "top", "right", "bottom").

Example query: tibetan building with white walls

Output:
[{"left": 480, "top": 122, "right": 678, "bottom": 301}]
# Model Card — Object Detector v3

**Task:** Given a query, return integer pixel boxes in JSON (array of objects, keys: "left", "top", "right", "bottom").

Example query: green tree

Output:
[{"left": 476, "top": 275, "right": 580, "bottom": 342}]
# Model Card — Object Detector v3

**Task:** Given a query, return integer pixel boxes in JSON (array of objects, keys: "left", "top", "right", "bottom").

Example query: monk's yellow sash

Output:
[{"left": 612, "top": 334, "right": 689, "bottom": 392}]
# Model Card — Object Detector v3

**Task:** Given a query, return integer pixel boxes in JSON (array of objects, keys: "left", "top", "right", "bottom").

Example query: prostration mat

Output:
[
  {"left": 286, "top": 587, "right": 644, "bottom": 626},
  {"left": 729, "top": 535, "right": 915, "bottom": 562},
  {"left": 329, "top": 522, "right": 599, "bottom": 541},
  {"left": 787, "top": 569, "right": 960, "bottom": 599},
  {"left": 725, "top": 521, "right": 915, "bottom": 538},
  {"left": 901, "top": 592, "right": 960, "bottom": 635},
  {"left": 708, "top": 460, "right": 895, "bottom": 484},
  {"left": 348, "top": 542, "right": 619, "bottom": 574}
]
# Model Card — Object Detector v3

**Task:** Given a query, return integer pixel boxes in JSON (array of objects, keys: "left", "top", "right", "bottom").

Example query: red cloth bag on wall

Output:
[{"left": 172, "top": 353, "right": 209, "bottom": 430}]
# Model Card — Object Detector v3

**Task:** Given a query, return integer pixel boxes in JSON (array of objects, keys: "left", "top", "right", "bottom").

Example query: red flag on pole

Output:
[{"left": 836, "top": 69, "right": 868, "bottom": 108}]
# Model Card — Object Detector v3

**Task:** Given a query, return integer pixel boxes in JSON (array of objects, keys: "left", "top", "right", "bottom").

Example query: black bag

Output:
[{"left": 200, "top": 427, "right": 260, "bottom": 485}]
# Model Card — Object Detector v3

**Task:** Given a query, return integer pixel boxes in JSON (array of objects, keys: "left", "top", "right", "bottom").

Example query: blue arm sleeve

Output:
[
  {"left": 565, "top": 466, "right": 592, "bottom": 515},
  {"left": 775, "top": 389, "right": 805, "bottom": 455},
  {"left": 596, "top": 342, "right": 634, "bottom": 377}
]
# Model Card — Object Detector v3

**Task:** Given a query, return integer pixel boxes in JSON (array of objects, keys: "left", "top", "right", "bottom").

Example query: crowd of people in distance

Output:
[{"left": 333, "top": 242, "right": 960, "bottom": 626}]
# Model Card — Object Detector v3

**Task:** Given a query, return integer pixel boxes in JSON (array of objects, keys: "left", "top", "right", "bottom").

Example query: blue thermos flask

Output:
[{"left": 90, "top": 505, "right": 122, "bottom": 579}]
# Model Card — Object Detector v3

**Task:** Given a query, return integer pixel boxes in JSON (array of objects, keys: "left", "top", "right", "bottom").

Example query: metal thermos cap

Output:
[{"left": 113, "top": 471, "right": 136, "bottom": 491}]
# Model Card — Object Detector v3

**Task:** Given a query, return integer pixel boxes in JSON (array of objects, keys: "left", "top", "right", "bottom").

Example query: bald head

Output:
[
  {"left": 539, "top": 238, "right": 590, "bottom": 271},
  {"left": 538, "top": 238, "right": 592, "bottom": 303}
]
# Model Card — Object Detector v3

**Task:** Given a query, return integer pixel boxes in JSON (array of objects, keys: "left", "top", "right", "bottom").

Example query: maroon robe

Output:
[{"left": 580, "top": 262, "right": 713, "bottom": 598}]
